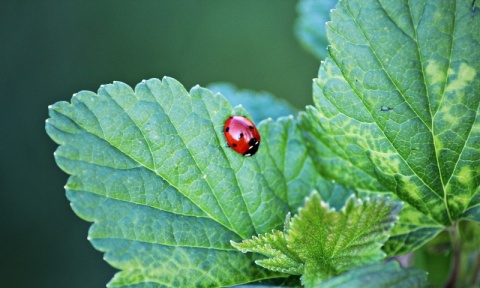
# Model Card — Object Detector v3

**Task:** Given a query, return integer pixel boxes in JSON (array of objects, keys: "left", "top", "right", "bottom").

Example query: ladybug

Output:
[{"left": 223, "top": 116, "right": 261, "bottom": 156}]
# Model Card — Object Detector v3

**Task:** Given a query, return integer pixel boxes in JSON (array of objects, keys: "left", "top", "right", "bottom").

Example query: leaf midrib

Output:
[
  {"left": 189, "top": 86, "right": 263, "bottom": 237},
  {"left": 403, "top": 0, "right": 456, "bottom": 223}
]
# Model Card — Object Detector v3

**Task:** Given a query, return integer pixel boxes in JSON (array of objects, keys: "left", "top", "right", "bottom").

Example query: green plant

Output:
[{"left": 45, "top": 0, "right": 479, "bottom": 287}]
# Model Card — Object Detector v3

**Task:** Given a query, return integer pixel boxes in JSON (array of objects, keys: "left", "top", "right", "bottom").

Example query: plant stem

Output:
[
  {"left": 444, "top": 221, "right": 461, "bottom": 288},
  {"left": 471, "top": 252, "right": 480, "bottom": 285}
]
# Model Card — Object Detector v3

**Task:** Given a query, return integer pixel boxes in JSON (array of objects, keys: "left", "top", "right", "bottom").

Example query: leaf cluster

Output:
[{"left": 45, "top": 0, "right": 480, "bottom": 287}]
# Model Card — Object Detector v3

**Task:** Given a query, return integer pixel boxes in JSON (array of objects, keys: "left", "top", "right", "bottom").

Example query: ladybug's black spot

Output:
[
  {"left": 232, "top": 143, "right": 237, "bottom": 147},
  {"left": 244, "top": 138, "right": 260, "bottom": 156},
  {"left": 238, "top": 133, "right": 244, "bottom": 140},
  {"left": 249, "top": 125, "right": 254, "bottom": 129},
  {"left": 225, "top": 127, "right": 230, "bottom": 132}
]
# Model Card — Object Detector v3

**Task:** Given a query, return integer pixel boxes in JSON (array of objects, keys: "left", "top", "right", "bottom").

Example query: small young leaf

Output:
[
  {"left": 232, "top": 229, "right": 303, "bottom": 275},
  {"left": 316, "top": 261, "right": 428, "bottom": 288},
  {"left": 291, "top": 192, "right": 402, "bottom": 284},
  {"left": 232, "top": 191, "right": 402, "bottom": 284}
]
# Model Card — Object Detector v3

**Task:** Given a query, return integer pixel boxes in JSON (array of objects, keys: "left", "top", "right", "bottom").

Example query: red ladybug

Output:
[{"left": 223, "top": 116, "right": 261, "bottom": 156}]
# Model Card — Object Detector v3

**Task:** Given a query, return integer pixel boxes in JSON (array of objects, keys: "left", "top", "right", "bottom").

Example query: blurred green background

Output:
[{"left": 0, "top": 1, "right": 318, "bottom": 287}]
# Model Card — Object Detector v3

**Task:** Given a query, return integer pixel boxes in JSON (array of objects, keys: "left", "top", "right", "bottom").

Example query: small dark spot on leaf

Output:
[{"left": 381, "top": 106, "right": 393, "bottom": 112}]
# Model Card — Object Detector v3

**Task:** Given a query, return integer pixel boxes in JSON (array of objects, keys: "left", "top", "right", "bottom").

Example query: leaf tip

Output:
[
  {"left": 230, "top": 240, "right": 243, "bottom": 251},
  {"left": 260, "top": 117, "right": 273, "bottom": 126},
  {"left": 189, "top": 84, "right": 206, "bottom": 95}
]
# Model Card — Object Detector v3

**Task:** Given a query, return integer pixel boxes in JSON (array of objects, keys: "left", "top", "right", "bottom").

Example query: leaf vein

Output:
[{"left": 52, "top": 103, "right": 238, "bottom": 236}]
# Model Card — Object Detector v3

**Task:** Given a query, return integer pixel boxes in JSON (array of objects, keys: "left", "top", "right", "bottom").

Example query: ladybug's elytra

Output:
[{"left": 223, "top": 116, "right": 261, "bottom": 156}]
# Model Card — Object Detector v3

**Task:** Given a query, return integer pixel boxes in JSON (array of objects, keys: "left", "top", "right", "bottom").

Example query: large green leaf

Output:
[
  {"left": 46, "top": 78, "right": 326, "bottom": 286},
  {"left": 300, "top": 0, "right": 480, "bottom": 232}
]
